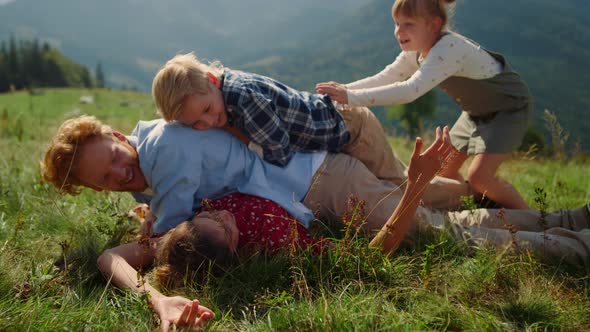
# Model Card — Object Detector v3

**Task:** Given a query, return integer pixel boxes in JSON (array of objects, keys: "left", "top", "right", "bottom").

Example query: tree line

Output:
[{"left": 0, "top": 36, "right": 105, "bottom": 92}]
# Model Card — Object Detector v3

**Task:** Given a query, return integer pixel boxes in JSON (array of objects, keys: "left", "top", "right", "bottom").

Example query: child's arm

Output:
[
  {"left": 346, "top": 51, "right": 418, "bottom": 89},
  {"left": 316, "top": 51, "right": 417, "bottom": 104},
  {"left": 241, "top": 92, "right": 294, "bottom": 166},
  {"left": 321, "top": 36, "right": 467, "bottom": 107},
  {"left": 97, "top": 242, "right": 215, "bottom": 330},
  {"left": 369, "top": 127, "right": 451, "bottom": 254}
]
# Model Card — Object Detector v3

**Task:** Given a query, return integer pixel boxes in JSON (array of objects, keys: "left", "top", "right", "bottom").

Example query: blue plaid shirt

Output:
[{"left": 221, "top": 69, "right": 350, "bottom": 166}]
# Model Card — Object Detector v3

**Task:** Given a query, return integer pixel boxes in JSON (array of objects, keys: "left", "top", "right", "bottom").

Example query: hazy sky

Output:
[{"left": 0, "top": 0, "right": 15, "bottom": 5}]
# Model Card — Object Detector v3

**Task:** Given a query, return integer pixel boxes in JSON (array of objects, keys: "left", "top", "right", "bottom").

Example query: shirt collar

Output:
[
  {"left": 126, "top": 134, "right": 154, "bottom": 195},
  {"left": 125, "top": 135, "right": 139, "bottom": 148}
]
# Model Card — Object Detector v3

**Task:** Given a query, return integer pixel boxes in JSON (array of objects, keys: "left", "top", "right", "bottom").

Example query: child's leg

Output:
[
  {"left": 340, "top": 105, "right": 407, "bottom": 185},
  {"left": 437, "top": 149, "right": 469, "bottom": 181},
  {"left": 467, "top": 153, "right": 529, "bottom": 209}
]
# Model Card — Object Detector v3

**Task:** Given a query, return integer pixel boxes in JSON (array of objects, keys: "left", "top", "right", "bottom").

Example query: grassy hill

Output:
[{"left": 0, "top": 89, "right": 589, "bottom": 330}]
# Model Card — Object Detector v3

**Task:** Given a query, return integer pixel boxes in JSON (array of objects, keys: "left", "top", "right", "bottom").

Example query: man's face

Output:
[
  {"left": 73, "top": 134, "right": 148, "bottom": 192},
  {"left": 177, "top": 82, "right": 228, "bottom": 130}
]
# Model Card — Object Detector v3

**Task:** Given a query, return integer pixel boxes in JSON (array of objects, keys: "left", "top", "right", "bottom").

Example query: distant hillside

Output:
[
  {"left": 0, "top": 38, "right": 92, "bottom": 91},
  {"left": 0, "top": 0, "right": 370, "bottom": 90},
  {"left": 242, "top": 0, "right": 590, "bottom": 150}
]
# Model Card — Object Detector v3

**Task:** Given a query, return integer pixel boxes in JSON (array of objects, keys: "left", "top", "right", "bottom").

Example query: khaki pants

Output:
[
  {"left": 339, "top": 106, "right": 471, "bottom": 210},
  {"left": 339, "top": 105, "right": 406, "bottom": 184},
  {"left": 303, "top": 153, "right": 454, "bottom": 232},
  {"left": 303, "top": 153, "right": 590, "bottom": 268},
  {"left": 443, "top": 208, "right": 590, "bottom": 268}
]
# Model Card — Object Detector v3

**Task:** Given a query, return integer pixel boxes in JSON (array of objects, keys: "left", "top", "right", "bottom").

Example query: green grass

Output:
[{"left": 1, "top": 89, "right": 589, "bottom": 331}]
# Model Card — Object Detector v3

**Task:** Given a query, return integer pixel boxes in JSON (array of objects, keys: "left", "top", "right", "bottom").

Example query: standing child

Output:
[
  {"left": 316, "top": 0, "right": 532, "bottom": 209},
  {"left": 151, "top": 53, "right": 407, "bottom": 186}
]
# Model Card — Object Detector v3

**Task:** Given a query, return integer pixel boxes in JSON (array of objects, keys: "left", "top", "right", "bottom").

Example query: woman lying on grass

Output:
[{"left": 97, "top": 127, "right": 452, "bottom": 331}]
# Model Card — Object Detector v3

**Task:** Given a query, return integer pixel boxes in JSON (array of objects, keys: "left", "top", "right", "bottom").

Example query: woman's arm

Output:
[
  {"left": 369, "top": 126, "right": 452, "bottom": 254},
  {"left": 97, "top": 241, "right": 214, "bottom": 330}
]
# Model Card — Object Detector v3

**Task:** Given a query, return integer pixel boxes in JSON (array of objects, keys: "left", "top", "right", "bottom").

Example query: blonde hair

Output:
[
  {"left": 155, "top": 220, "right": 233, "bottom": 290},
  {"left": 41, "top": 115, "right": 113, "bottom": 195},
  {"left": 152, "top": 53, "right": 224, "bottom": 122},
  {"left": 393, "top": 0, "right": 456, "bottom": 30}
]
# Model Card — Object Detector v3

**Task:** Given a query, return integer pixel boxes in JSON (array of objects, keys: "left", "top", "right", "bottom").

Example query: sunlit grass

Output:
[{"left": 0, "top": 89, "right": 588, "bottom": 331}]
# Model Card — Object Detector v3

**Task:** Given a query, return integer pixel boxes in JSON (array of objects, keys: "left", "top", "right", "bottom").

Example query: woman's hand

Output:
[
  {"left": 407, "top": 126, "right": 452, "bottom": 186},
  {"left": 154, "top": 296, "right": 215, "bottom": 332},
  {"left": 315, "top": 81, "right": 349, "bottom": 104}
]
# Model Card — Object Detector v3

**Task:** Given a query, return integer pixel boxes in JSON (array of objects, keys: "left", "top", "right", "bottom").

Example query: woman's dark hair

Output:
[{"left": 155, "top": 220, "right": 234, "bottom": 289}]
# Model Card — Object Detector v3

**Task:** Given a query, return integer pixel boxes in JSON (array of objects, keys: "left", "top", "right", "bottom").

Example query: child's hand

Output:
[
  {"left": 316, "top": 81, "right": 349, "bottom": 104},
  {"left": 407, "top": 126, "right": 452, "bottom": 186}
]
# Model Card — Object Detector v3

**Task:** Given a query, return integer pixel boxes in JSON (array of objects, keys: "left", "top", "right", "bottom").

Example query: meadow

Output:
[{"left": 0, "top": 89, "right": 589, "bottom": 331}]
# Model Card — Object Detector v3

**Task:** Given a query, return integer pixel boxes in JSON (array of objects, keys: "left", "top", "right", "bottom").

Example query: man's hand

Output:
[
  {"left": 155, "top": 296, "right": 215, "bottom": 332},
  {"left": 407, "top": 126, "right": 452, "bottom": 185},
  {"left": 315, "top": 81, "right": 349, "bottom": 104}
]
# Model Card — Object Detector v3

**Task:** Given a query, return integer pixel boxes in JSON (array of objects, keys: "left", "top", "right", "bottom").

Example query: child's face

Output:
[
  {"left": 178, "top": 83, "right": 228, "bottom": 130},
  {"left": 191, "top": 210, "right": 239, "bottom": 252},
  {"left": 393, "top": 13, "right": 440, "bottom": 54}
]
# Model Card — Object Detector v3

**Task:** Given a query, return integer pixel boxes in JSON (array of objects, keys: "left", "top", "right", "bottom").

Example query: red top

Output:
[{"left": 201, "top": 193, "right": 329, "bottom": 253}]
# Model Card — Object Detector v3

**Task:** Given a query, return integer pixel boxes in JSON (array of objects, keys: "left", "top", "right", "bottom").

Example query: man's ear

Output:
[
  {"left": 113, "top": 131, "right": 127, "bottom": 142},
  {"left": 207, "top": 72, "right": 221, "bottom": 88}
]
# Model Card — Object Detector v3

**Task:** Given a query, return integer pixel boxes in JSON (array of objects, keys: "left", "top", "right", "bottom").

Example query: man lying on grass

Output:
[
  {"left": 41, "top": 116, "right": 590, "bottom": 330},
  {"left": 91, "top": 131, "right": 449, "bottom": 330}
]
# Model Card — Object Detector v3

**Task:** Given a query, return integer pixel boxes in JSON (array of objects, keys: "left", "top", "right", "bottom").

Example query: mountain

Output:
[
  {"left": 0, "top": 38, "right": 92, "bottom": 91},
  {"left": 0, "top": 0, "right": 371, "bottom": 89}
]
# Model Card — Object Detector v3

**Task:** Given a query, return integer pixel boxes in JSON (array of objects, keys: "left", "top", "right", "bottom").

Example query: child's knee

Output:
[{"left": 467, "top": 169, "right": 495, "bottom": 191}]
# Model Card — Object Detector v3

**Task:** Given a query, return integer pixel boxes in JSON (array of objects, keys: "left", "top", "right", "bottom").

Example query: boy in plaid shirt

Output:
[{"left": 152, "top": 53, "right": 407, "bottom": 184}]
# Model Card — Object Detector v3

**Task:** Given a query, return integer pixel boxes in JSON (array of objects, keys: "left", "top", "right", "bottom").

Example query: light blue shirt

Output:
[{"left": 129, "top": 119, "right": 325, "bottom": 234}]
